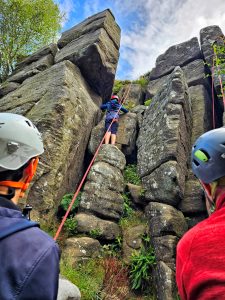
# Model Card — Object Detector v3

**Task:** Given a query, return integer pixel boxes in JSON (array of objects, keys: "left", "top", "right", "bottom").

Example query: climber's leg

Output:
[
  {"left": 111, "top": 134, "right": 117, "bottom": 145},
  {"left": 105, "top": 132, "right": 111, "bottom": 144}
]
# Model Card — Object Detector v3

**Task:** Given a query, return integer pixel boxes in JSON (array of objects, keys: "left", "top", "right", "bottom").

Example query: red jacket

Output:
[{"left": 176, "top": 192, "right": 225, "bottom": 300}]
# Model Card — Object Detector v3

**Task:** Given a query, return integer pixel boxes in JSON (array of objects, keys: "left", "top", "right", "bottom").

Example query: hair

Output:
[{"left": 0, "top": 162, "right": 29, "bottom": 182}]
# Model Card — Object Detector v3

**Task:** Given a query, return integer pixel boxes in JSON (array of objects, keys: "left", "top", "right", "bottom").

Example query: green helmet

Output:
[{"left": 0, "top": 113, "right": 44, "bottom": 172}]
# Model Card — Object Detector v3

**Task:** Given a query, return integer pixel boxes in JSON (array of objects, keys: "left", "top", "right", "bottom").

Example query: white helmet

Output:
[{"left": 0, "top": 113, "right": 44, "bottom": 172}]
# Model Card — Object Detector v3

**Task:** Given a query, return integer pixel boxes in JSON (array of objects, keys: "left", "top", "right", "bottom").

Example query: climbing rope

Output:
[{"left": 54, "top": 83, "right": 132, "bottom": 241}]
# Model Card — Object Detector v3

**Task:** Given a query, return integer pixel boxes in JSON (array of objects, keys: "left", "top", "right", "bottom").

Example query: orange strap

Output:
[{"left": 0, "top": 157, "right": 39, "bottom": 197}]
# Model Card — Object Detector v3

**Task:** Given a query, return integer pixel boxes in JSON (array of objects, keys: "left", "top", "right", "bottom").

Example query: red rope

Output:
[{"left": 54, "top": 84, "right": 131, "bottom": 241}]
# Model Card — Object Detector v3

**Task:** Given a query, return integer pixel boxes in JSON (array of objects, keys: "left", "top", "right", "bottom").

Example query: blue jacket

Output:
[
  {"left": 100, "top": 100, "right": 129, "bottom": 121},
  {"left": 0, "top": 197, "right": 60, "bottom": 300}
]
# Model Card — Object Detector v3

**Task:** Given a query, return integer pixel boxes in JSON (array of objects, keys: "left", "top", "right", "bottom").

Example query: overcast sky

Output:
[{"left": 56, "top": 0, "right": 225, "bottom": 80}]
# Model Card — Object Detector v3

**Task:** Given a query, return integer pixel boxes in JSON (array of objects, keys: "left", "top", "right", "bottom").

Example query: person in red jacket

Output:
[{"left": 176, "top": 127, "right": 225, "bottom": 300}]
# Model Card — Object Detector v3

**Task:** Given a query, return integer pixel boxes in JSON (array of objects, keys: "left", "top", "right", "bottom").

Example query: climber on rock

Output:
[
  {"left": 100, "top": 94, "right": 129, "bottom": 145},
  {"left": 0, "top": 113, "right": 60, "bottom": 300},
  {"left": 176, "top": 127, "right": 225, "bottom": 300}
]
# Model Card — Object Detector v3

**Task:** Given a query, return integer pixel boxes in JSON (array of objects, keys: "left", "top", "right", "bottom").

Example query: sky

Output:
[{"left": 56, "top": 0, "right": 225, "bottom": 80}]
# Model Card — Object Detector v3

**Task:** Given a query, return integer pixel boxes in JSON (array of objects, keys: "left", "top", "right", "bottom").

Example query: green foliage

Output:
[
  {"left": 122, "top": 192, "right": 134, "bottom": 218},
  {"left": 60, "top": 258, "right": 104, "bottom": 300},
  {"left": 60, "top": 192, "right": 82, "bottom": 213},
  {"left": 89, "top": 228, "right": 102, "bottom": 239},
  {"left": 129, "top": 246, "right": 156, "bottom": 290},
  {"left": 64, "top": 216, "right": 78, "bottom": 236},
  {"left": 0, "top": 0, "right": 62, "bottom": 81},
  {"left": 119, "top": 211, "right": 147, "bottom": 230},
  {"left": 102, "top": 236, "right": 123, "bottom": 257},
  {"left": 124, "top": 164, "right": 141, "bottom": 185},
  {"left": 123, "top": 100, "right": 136, "bottom": 110},
  {"left": 144, "top": 98, "right": 152, "bottom": 106},
  {"left": 113, "top": 79, "right": 131, "bottom": 94},
  {"left": 133, "top": 76, "right": 148, "bottom": 87}
]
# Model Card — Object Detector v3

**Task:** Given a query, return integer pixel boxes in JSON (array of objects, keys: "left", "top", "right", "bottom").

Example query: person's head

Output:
[
  {"left": 111, "top": 95, "right": 121, "bottom": 103},
  {"left": 0, "top": 113, "right": 44, "bottom": 202},
  {"left": 192, "top": 127, "right": 225, "bottom": 213}
]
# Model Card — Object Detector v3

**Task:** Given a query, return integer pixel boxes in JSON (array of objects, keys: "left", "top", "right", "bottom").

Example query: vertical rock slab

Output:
[
  {"left": 0, "top": 60, "right": 100, "bottom": 219},
  {"left": 137, "top": 67, "right": 192, "bottom": 205},
  {"left": 56, "top": 9, "right": 121, "bottom": 100},
  {"left": 119, "top": 83, "right": 144, "bottom": 106},
  {"left": 149, "top": 38, "right": 202, "bottom": 80},
  {"left": 200, "top": 25, "right": 224, "bottom": 66},
  {"left": 79, "top": 145, "right": 126, "bottom": 221}
]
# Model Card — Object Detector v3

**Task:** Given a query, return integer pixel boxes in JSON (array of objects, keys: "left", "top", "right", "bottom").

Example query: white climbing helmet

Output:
[{"left": 0, "top": 113, "right": 44, "bottom": 172}]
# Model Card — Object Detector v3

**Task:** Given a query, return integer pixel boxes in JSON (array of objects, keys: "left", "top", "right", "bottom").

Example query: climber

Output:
[
  {"left": 176, "top": 127, "right": 225, "bottom": 299},
  {"left": 0, "top": 113, "right": 60, "bottom": 300},
  {"left": 100, "top": 95, "right": 129, "bottom": 145}
]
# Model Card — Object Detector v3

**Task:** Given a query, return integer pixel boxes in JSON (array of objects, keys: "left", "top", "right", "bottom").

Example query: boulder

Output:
[
  {"left": 122, "top": 224, "right": 148, "bottom": 264},
  {"left": 119, "top": 83, "right": 144, "bottom": 106},
  {"left": 63, "top": 237, "right": 101, "bottom": 265},
  {"left": 56, "top": 10, "right": 121, "bottom": 100},
  {"left": 79, "top": 181, "right": 124, "bottom": 220},
  {"left": 145, "top": 202, "right": 188, "bottom": 238},
  {"left": 74, "top": 213, "right": 121, "bottom": 240},
  {"left": 150, "top": 38, "right": 202, "bottom": 80},
  {"left": 88, "top": 113, "right": 137, "bottom": 158},
  {"left": 200, "top": 25, "right": 225, "bottom": 66},
  {"left": 88, "top": 118, "right": 105, "bottom": 155},
  {"left": 146, "top": 59, "right": 207, "bottom": 99},
  {"left": 127, "top": 183, "right": 144, "bottom": 205},
  {"left": 15, "top": 43, "right": 58, "bottom": 71},
  {"left": 57, "top": 275, "right": 81, "bottom": 300},
  {"left": 58, "top": 9, "right": 120, "bottom": 50},
  {"left": 0, "top": 60, "right": 100, "bottom": 220},
  {"left": 179, "top": 176, "right": 206, "bottom": 214},
  {"left": 0, "top": 81, "right": 20, "bottom": 98},
  {"left": 116, "top": 112, "right": 138, "bottom": 157},
  {"left": 79, "top": 146, "right": 126, "bottom": 221},
  {"left": 142, "top": 161, "right": 185, "bottom": 206},
  {"left": 188, "top": 84, "right": 212, "bottom": 144},
  {"left": 154, "top": 261, "right": 177, "bottom": 300},
  {"left": 95, "top": 144, "right": 126, "bottom": 171},
  {"left": 152, "top": 235, "right": 179, "bottom": 265},
  {"left": 131, "top": 105, "right": 146, "bottom": 128},
  {"left": 137, "top": 67, "right": 192, "bottom": 204},
  {"left": 8, "top": 54, "right": 54, "bottom": 83}
]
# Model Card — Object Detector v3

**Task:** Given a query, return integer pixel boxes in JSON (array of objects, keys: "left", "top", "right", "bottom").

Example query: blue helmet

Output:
[{"left": 192, "top": 127, "right": 225, "bottom": 183}]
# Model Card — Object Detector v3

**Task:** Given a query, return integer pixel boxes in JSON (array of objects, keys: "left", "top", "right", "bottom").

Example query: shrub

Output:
[
  {"left": 60, "top": 192, "right": 82, "bottom": 213},
  {"left": 124, "top": 164, "right": 141, "bottom": 185},
  {"left": 122, "top": 192, "right": 134, "bottom": 218},
  {"left": 102, "top": 236, "right": 123, "bottom": 257},
  {"left": 129, "top": 246, "right": 156, "bottom": 290},
  {"left": 123, "top": 100, "right": 136, "bottom": 110},
  {"left": 64, "top": 216, "right": 78, "bottom": 236},
  {"left": 60, "top": 258, "right": 104, "bottom": 300},
  {"left": 101, "top": 258, "right": 130, "bottom": 299},
  {"left": 133, "top": 76, "right": 148, "bottom": 87},
  {"left": 89, "top": 228, "right": 102, "bottom": 239},
  {"left": 144, "top": 98, "right": 152, "bottom": 106}
]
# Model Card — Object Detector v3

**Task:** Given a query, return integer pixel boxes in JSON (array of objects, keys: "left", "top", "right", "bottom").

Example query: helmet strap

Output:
[{"left": 0, "top": 157, "right": 39, "bottom": 198}]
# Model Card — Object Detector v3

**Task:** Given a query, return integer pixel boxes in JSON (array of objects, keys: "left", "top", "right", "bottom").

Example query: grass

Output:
[
  {"left": 60, "top": 258, "right": 104, "bottom": 300},
  {"left": 124, "top": 164, "right": 141, "bottom": 185},
  {"left": 119, "top": 211, "right": 147, "bottom": 230}
]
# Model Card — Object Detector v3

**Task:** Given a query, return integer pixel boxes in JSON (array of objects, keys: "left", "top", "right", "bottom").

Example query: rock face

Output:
[
  {"left": 79, "top": 145, "right": 126, "bottom": 221},
  {"left": 0, "top": 9, "right": 121, "bottom": 220},
  {"left": 63, "top": 237, "right": 101, "bottom": 265},
  {"left": 119, "top": 83, "right": 144, "bottom": 106},
  {"left": 88, "top": 112, "right": 138, "bottom": 159},
  {"left": 56, "top": 9, "right": 120, "bottom": 100},
  {"left": 150, "top": 38, "right": 202, "bottom": 79},
  {"left": 137, "top": 67, "right": 192, "bottom": 206},
  {"left": 74, "top": 213, "right": 121, "bottom": 240},
  {"left": 0, "top": 61, "right": 100, "bottom": 219}
]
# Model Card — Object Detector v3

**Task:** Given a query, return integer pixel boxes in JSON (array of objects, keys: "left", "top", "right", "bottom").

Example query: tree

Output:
[{"left": 0, "top": 0, "right": 62, "bottom": 82}]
